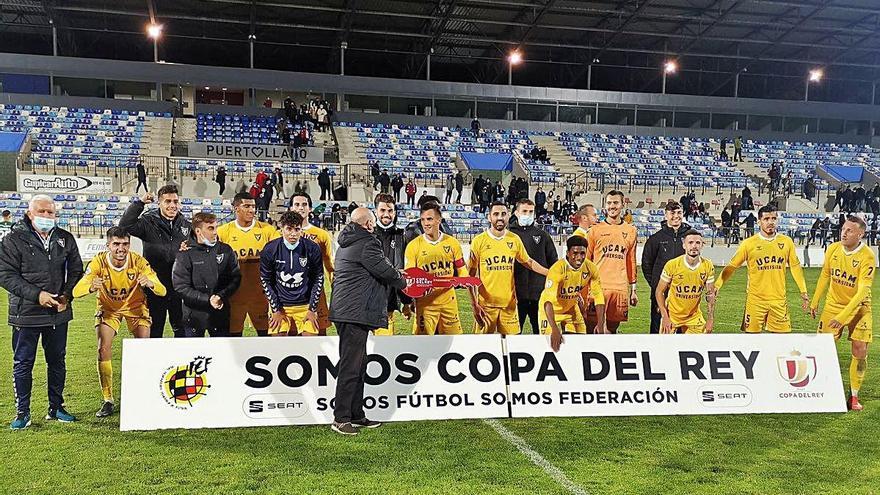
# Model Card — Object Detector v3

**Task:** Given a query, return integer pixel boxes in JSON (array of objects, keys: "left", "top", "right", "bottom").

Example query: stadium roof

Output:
[{"left": 2, "top": 0, "right": 880, "bottom": 103}]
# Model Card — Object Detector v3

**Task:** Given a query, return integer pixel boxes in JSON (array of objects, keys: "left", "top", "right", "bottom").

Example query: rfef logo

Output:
[
  {"left": 160, "top": 356, "right": 212, "bottom": 409},
  {"left": 777, "top": 350, "right": 817, "bottom": 388}
]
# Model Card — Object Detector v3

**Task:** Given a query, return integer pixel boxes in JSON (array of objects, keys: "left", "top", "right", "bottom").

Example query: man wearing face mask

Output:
[
  {"left": 330, "top": 208, "right": 406, "bottom": 436},
  {"left": 510, "top": 199, "right": 558, "bottom": 335},
  {"left": 119, "top": 185, "right": 192, "bottom": 338},
  {"left": 259, "top": 212, "right": 324, "bottom": 336},
  {"left": 641, "top": 201, "right": 690, "bottom": 334},
  {"left": 0, "top": 195, "right": 83, "bottom": 429},
  {"left": 172, "top": 212, "right": 241, "bottom": 338},
  {"left": 372, "top": 193, "right": 409, "bottom": 336}
]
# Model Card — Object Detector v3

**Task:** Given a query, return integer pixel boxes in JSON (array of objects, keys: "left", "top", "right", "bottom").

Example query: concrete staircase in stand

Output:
[
  {"left": 530, "top": 134, "right": 582, "bottom": 176},
  {"left": 142, "top": 116, "right": 173, "bottom": 157}
]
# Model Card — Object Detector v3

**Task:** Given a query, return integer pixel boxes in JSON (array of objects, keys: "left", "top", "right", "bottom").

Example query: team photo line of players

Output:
[{"left": 19, "top": 186, "right": 873, "bottom": 418}]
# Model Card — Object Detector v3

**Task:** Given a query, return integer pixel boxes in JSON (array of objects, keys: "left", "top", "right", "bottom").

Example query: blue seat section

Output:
[
  {"left": 196, "top": 113, "right": 313, "bottom": 145},
  {"left": 0, "top": 104, "right": 165, "bottom": 170},
  {"left": 335, "top": 121, "right": 561, "bottom": 183},
  {"left": 555, "top": 132, "right": 754, "bottom": 189},
  {"left": 747, "top": 140, "right": 875, "bottom": 189}
]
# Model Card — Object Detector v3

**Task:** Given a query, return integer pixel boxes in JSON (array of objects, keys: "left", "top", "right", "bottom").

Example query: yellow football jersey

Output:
[
  {"left": 660, "top": 255, "right": 715, "bottom": 324},
  {"left": 73, "top": 251, "right": 166, "bottom": 313},
  {"left": 571, "top": 227, "right": 589, "bottom": 240},
  {"left": 405, "top": 233, "right": 467, "bottom": 306},
  {"left": 812, "top": 242, "right": 876, "bottom": 323},
  {"left": 539, "top": 259, "right": 604, "bottom": 315},
  {"left": 218, "top": 220, "right": 280, "bottom": 291},
  {"left": 303, "top": 224, "right": 334, "bottom": 276},
  {"left": 716, "top": 233, "right": 807, "bottom": 300},
  {"left": 468, "top": 230, "right": 531, "bottom": 307}
]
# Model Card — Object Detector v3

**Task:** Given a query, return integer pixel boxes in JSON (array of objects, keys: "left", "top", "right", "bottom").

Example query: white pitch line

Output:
[{"left": 484, "top": 418, "right": 589, "bottom": 495}]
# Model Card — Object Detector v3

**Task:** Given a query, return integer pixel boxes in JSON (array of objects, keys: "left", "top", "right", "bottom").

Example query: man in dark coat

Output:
[
  {"left": 372, "top": 193, "right": 410, "bottom": 335},
  {"left": 391, "top": 174, "right": 404, "bottom": 203},
  {"left": 0, "top": 195, "right": 83, "bottom": 428},
  {"left": 330, "top": 208, "right": 406, "bottom": 435},
  {"left": 136, "top": 161, "right": 148, "bottom": 193},
  {"left": 171, "top": 212, "right": 241, "bottom": 337},
  {"left": 318, "top": 168, "right": 332, "bottom": 201},
  {"left": 510, "top": 199, "right": 558, "bottom": 334},
  {"left": 119, "top": 185, "right": 192, "bottom": 338},
  {"left": 454, "top": 171, "right": 464, "bottom": 203},
  {"left": 641, "top": 201, "right": 689, "bottom": 334}
]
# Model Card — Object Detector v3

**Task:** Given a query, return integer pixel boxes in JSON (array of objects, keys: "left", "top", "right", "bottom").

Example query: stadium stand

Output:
[
  {"left": 196, "top": 113, "right": 313, "bottom": 145},
  {"left": 746, "top": 139, "right": 869, "bottom": 188}
]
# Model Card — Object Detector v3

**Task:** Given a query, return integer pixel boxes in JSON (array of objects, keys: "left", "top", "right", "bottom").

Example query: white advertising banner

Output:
[
  {"left": 18, "top": 174, "right": 113, "bottom": 193},
  {"left": 187, "top": 142, "right": 325, "bottom": 162},
  {"left": 506, "top": 334, "right": 845, "bottom": 417},
  {"left": 120, "top": 335, "right": 508, "bottom": 431}
]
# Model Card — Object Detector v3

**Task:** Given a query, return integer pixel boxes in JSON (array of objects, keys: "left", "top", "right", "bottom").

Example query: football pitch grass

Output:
[{"left": 0, "top": 268, "right": 878, "bottom": 494}]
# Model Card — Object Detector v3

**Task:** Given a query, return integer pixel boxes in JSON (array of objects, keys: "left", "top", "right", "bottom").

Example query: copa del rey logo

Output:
[{"left": 777, "top": 350, "right": 818, "bottom": 388}]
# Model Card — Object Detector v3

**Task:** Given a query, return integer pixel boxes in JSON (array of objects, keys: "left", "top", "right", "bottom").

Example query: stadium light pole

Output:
[
  {"left": 340, "top": 41, "right": 347, "bottom": 76},
  {"left": 662, "top": 60, "right": 677, "bottom": 94},
  {"left": 507, "top": 50, "right": 523, "bottom": 86},
  {"left": 805, "top": 69, "right": 823, "bottom": 101},
  {"left": 147, "top": 23, "right": 162, "bottom": 62}
]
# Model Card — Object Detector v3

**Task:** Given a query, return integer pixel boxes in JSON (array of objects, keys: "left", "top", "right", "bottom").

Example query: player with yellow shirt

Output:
[
  {"left": 810, "top": 215, "right": 876, "bottom": 411},
  {"left": 715, "top": 205, "right": 809, "bottom": 333},
  {"left": 290, "top": 192, "right": 334, "bottom": 334},
  {"left": 404, "top": 202, "right": 474, "bottom": 334},
  {"left": 469, "top": 201, "right": 548, "bottom": 334},
  {"left": 541, "top": 235, "right": 605, "bottom": 351},
  {"left": 72, "top": 227, "right": 165, "bottom": 418},
  {"left": 217, "top": 192, "right": 280, "bottom": 336},
  {"left": 655, "top": 230, "right": 716, "bottom": 334}
]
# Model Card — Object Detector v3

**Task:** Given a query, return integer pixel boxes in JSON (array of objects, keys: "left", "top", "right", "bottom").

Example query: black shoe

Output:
[
  {"left": 331, "top": 421, "right": 359, "bottom": 436},
  {"left": 95, "top": 401, "right": 115, "bottom": 418},
  {"left": 45, "top": 407, "right": 77, "bottom": 422},
  {"left": 351, "top": 418, "right": 382, "bottom": 429}
]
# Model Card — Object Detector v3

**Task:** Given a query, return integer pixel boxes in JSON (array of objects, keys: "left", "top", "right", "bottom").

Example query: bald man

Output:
[{"left": 329, "top": 207, "right": 406, "bottom": 436}]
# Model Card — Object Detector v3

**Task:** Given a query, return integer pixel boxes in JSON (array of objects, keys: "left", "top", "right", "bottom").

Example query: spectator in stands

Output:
[
  {"left": 258, "top": 171, "right": 275, "bottom": 221},
  {"left": 529, "top": 145, "right": 540, "bottom": 161},
  {"left": 280, "top": 121, "right": 291, "bottom": 145},
  {"left": 855, "top": 185, "right": 867, "bottom": 212},
  {"left": 0, "top": 195, "right": 83, "bottom": 429},
  {"left": 119, "top": 186, "right": 191, "bottom": 338},
  {"left": 370, "top": 163, "right": 381, "bottom": 188},
  {"left": 172, "top": 212, "right": 241, "bottom": 338},
  {"left": 136, "top": 161, "right": 148, "bottom": 194},
  {"left": 473, "top": 174, "right": 485, "bottom": 205},
  {"left": 263, "top": 97, "right": 273, "bottom": 108},
  {"left": 505, "top": 182, "right": 516, "bottom": 207},
  {"left": 719, "top": 137, "right": 729, "bottom": 160},
  {"left": 768, "top": 163, "right": 781, "bottom": 194},
  {"left": 392, "top": 174, "right": 404, "bottom": 203},
  {"left": 479, "top": 185, "right": 492, "bottom": 214},
  {"left": 317, "top": 104, "right": 328, "bottom": 132},
  {"left": 840, "top": 185, "right": 853, "bottom": 212},
  {"left": 808, "top": 218, "right": 823, "bottom": 246},
  {"left": 470, "top": 117, "right": 481, "bottom": 137},
  {"left": 378, "top": 170, "right": 391, "bottom": 194},
  {"left": 642, "top": 201, "right": 689, "bottom": 334},
  {"left": 820, "top": 217, "right": 832, "bottom": 247},
  {"left": 741, "top": 211, "right": 757, "bottom": 237},
  {"left": 494, "top": 181, "right": 505, "bottom": 202},
  {"left": 783, "top": 171, "right": 793, "bottom": 195},
  {"left": 455, "top": 171, "right": 464, "bottom": 203},
  {"left": 510, "top": 199, "right": 557, "bottom": 335},
  {"left": 552, "top": 195, "right": 562, "bottom": 221},
  {"left": 871, "top": 195, "right": 880, "bottom": 217},
  {"left": 445, "top": 174, "right": 455, "bottom": 204},
  {"left": 538, "top": 147, "right": 548, "bottom": 162},
  {"left": 741, "top": 185, "right": 754, "bottom": 210},
  {"left": 802, "top": 176, "right": 816, "bottom": 200},
  {"left": 405, "top": 178, "right": 417, "bottom": 207},
  {"left": 680, "top": 193, "right": 691, "bottom": 220},
  {"left": 698, "top": 202, "right": 707, "bottom": 221},
  {"left": 733, "top": 136, "right": 743, "bottom": 162},
  {"left": 318, "top": 168, "right": 332, "bottom": 201},
  {"left": 274, "top": 167, "right": 285, "bottom": 200},
  {"left": 870, "top": 216, "right": 879, "bottom": 246},
  {"left": 517, "top": 177, "right": 529, "bottom": 201},
  {"left": 564, "top": 183, "right": 573, "bottom": 202},
  {"left": 721, "top": 209, "right": 732, "bottom": 243},
  {"left": 215, "top": 165, "right": 227, "bottom": 196},
  {"left": 534, "top": 186, "right": 546, "bottom": 217},
  {"left": 417, "top": 191, "right": 429, "bottom": 208}
]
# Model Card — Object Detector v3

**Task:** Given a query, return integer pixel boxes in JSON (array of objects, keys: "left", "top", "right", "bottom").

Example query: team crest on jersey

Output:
[
  {"left": 255, "top": 233, "right": 262, "bottom": 241},
  {"left": 57, "top": 238, "right": 65, "bottom": 248},
  {"left": 299, "top": 257, "right": 308, "bottom": 267},
  {"left": 582, "top": 272, "right": 589, "bottom": 280},
  {"left": 231, "top": 236, "right": 238, "bottom": 242},
  {"left": 127, "top": 273, "right": 135, "bottom": 281},
  {"left": 778, "top": 242, "right": 784, "bottom": 250},
  {"left": 216, "top": 254, "right": 224, "bottom": 264},
  {"left": 622, "top": 232, "right": 628, "bottom": 240},
  {"left": 533, "top": 236, "right": 541, "bottom": 244},
  {"left": 853, "top": 260, "right": 861, "bottom": 268},
  {"left": 444, "top": 245, "right": 451, "bottom": 254},
  {"left": 181, "top": 227, "right": 189, "bottom": 236},
  {"left": 700, "top": 272, "right": 707, "bottom": 281},
  {"left": 507, "top": 242, "right": 514, "bottom": 249}
]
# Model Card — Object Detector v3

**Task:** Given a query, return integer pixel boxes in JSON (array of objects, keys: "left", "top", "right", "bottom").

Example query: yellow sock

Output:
[
  {"left": 849, "top": 356, "right": 867, "bottom": 397},
  {"left": 98, "top": 360, "right": 113, "bottom": 402}
]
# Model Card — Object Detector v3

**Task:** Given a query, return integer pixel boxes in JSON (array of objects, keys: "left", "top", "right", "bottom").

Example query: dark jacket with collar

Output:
[
  {"left": 641, "top": 221, "right": 692, "bottom": 290},
  {"left": 510, "top": 216, "right": 558, "bottom": 301},
  {"left": 375, "top": 220, "right": 411, "bottom": 311},
  {"left": 172, "top": 240, "right": 241, "bottom": 329},
  {"left": 0, "top": 217, "right": 83, "bottom": 328},
  {"left": 119, "top": 200, "right": 192, "bottom": 285},
  {"left": 329, "top": 223, "right": 405, "bottom": 329}
]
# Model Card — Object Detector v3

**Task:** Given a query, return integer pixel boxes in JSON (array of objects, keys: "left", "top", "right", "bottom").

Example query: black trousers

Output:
[
  {"left": 136, "top": 178, "right": 148, "bottom": 193},
  {"left": 146, "top": 289, "right": 184, "bottom": 338},
  {"left": 518, "top": 299, "right": 540, "bottom": 335},
  {"left": 184, "top": 327, "right": 230, "bottom": 338},
  {"left": 649, "top": 290, "right": 661, "bottom": 334},
  {"left": 320, "top": 185, "right": 330, "bottom": 200},
  {"left": 334, "top": 322, "right": 370, "bottom": 423},
  {"left": 12, "top": 324, "right": 68, "bottom": 414},
  {"left": 407, "top": 195, "right": 415, "bottom": 207},
  {"left": 456, "top": 188, "right": 462, "bottom": 202},
  {"left": 218, "top": 181, "right": 226, "bottom": 195},
  {"left": 445, "top": 189, "right": 453, "bottom": 203}
]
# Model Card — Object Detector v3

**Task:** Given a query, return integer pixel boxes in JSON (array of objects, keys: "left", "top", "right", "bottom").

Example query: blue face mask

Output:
[
  {"left": 283, "top": 239, "right": 299, "bottom": 250},
  {"left": 201, "top": 237, "right": 217, "bottom": 247},
  {"left": 518, "top": 215, "right": 534, "bottom": 226},
  {"left": 32, "top": 216, "right": 55, "bottom": 233}
]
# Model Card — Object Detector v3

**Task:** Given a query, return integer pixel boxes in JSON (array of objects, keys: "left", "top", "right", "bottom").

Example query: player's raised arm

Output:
[{"left": 809, "top": 247, "right": 832, "bottom": 319}]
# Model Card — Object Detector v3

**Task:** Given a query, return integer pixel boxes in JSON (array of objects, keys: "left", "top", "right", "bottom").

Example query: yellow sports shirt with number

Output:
[
  {"left": 218, "top": 220, "right": 280, "bottom": 295},
  {"left": 469, "top": 230, "right": 531, "bottom": 307},
  {"left": 716, "top": 233, "right": 807, "bottom": 300},
  {"left": 303, "top": 224, "right": 335, "bottom": 278},
  {"left": 660, "top": 255, "right": 715, "bottom": 324},
  {"left": 539, "top": 259, "right": 604, "bottom": 314},
  {"left": 811, "top": 242, "right": 875, "bottom": 323},
  {"left": 405, "top": 233, "right": 467, "bottom": 306},
  {"left": 73, "top": 251, "right": 166, "bottom": 313}
]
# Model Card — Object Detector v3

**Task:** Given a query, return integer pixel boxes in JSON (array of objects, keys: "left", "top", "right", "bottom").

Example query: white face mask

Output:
[
  {"left": 200, "top": 237, "right": 217, "bottom": 247},
  {"left": 518, "top": 215, "right": 534, "bottom": 226}
]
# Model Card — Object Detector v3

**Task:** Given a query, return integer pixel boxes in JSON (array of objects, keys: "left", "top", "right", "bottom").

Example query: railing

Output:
[{"left": 27, "top": 154, "right": 145, "bottom": 181}]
